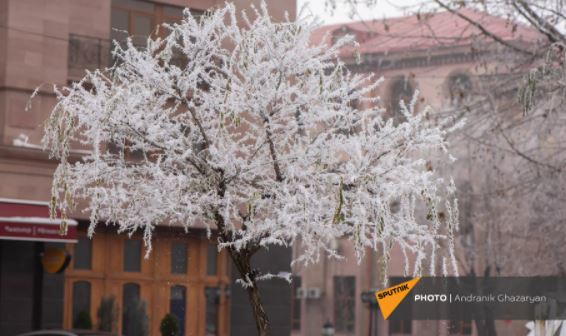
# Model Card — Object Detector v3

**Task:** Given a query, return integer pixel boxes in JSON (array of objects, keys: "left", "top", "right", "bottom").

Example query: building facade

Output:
[
  {"left": 65, "top": 226, "right": 232, "bottom": 335},
  {"left": 0, "top": 0, "right": 295, "bottom": 335}
]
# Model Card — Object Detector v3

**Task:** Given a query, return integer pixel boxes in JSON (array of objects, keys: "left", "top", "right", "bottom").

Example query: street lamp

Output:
[{"left": 321, "top": 321, "right": 335, "bottom": 336}]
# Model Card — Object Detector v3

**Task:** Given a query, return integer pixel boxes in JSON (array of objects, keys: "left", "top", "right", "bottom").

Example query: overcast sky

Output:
[{"left": 297, "top": 0, "right": 423, "bottom": 24}]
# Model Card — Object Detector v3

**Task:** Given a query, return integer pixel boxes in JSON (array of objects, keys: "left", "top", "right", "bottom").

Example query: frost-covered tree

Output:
[{"left": 42, "top": 3, "right": 458, "bottom": 335}]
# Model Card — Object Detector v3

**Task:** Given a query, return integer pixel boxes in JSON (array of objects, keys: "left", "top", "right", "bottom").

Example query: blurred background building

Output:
[
  {"left": 0, "top": 0, "right": 294, "bottom": 335},
  {"left": 292, "top": 9, "right": 540, "bottom": 336}
]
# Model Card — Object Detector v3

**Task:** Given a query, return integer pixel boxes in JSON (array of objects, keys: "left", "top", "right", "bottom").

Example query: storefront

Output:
[
  {"left": 0, "top": 197, "right": 232, "bottom": 336},
  {"left": 64, "top": 226, "right": 231, "bottom": 336},
  {"left": 0, "top": 198, "right": 77, "bottom": 335}
]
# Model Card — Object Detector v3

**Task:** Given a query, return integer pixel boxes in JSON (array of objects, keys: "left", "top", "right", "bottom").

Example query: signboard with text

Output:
[
  {"left": 0, "top": 220, "right": 77, "bottom": 243},
  {"left": 0, "top": 198, "right": 77, "bottom": 243}
]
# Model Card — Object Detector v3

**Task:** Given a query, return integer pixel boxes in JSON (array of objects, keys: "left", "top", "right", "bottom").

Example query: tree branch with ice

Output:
[{"left": 42, "top": 3, "right": 458, "bottom": 335}]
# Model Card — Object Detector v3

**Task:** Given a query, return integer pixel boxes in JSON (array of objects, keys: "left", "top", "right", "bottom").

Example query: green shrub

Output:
[
  {"left": 123, "top": 300, "right": 149, "bottom": 336},
  {"left": 97, "top": 296, "right": 118, "bottom": 332},
  {"left": 160, "top": 313, "right": 180, "bottom": 336},
  {"left": 73, "top": 310, "right": 92, "bottom": 329}
]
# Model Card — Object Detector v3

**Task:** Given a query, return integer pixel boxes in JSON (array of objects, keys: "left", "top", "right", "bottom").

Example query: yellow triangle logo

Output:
[{"left": 375, "top": 277, "right": 421, "bottom": 320}]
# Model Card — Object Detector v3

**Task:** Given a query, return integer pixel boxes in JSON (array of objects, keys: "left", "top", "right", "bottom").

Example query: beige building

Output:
[{"left": 292, "top": 9, "right": 540, "bottom": 336}]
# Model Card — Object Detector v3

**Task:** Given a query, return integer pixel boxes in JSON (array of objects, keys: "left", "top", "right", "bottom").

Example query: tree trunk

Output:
[
  {"left": 212, "top": 193, "right": 271, "bottom": 335},
  {"left": 472, "top": 266, "right": 497, "bottom": 336},
  {"left": 245, "top": 276, "right": 271, "bottom": 336},
  {"left": 228, "top": 246, "right": 272, "bottom": 336}
]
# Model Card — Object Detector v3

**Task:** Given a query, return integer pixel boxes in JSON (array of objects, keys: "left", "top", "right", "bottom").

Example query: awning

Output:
[{"left": 0, "top": 198, "right": 78, "bottom": 243}]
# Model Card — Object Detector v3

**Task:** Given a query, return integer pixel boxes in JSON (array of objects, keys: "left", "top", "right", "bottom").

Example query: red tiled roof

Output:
[{"left": 311, "top": 9, "right": 542, "bottom": 58}]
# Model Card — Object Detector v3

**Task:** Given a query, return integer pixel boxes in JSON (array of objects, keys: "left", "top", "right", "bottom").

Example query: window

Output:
[
  {"left": 110, "top": 0, "right": 198, "bottom": 69},
  {"left": 171, "top": 242, "right": 188, "bottom": 274},
  {"left": 291, "top": 276, "right": 302, "bottom": 330},
  {"left": 449, "top": 320, "right": 473, "bottom": 335},
  {"left": 162, "top": 5, "right": 185, "bottom": 24},
  {"left": 111, "top": 0, "right": 187, "bottom": 45},
  {"left": 170, "top": 285, "right": 187, "bottom": 336},
  {"left": 332, "top": 26, "right": 355, "bottom": 45},
  {"left": 389, "top": 320, "right": 412, "bottom": 335},
  {"left": 207, "top": 244, "right": 218, "bottom": 276},
  {"left": 447, "top": 73, "right": 473, "bottom": 107},
  {"left": 388, "top": 77, "right": 415, "bottom": 125},
  {"left": 388, "top": 278, "right": 412, "bottom": 335},
  {"left": 72, "top": 281, "right": 91, "bottom": 329},
  {"left": 334, "top": 276, "right": 356, "bottom": 333},
  {"left": 348, "top": 88, "right": 360, "bottom": 110},
  {"left": 205, "top": 287, "right": 220, "bottom": 336},
  {"left": 111, "top": 7, "right": 130, "bottom": 42},
  {"left": 123, "top": 239, "right": 141, "bottom": 272},
  {"left": 74, "top": 236, "right": 92, "bottom": 270},
  {"left": 111, "top": 0, "right": 155, "bottom": 46},
  {"left": 107, "top": 139, "right": 145, "bottom": 161},
  {"left": 122, "top": 282, "right": 141, "bottom": 335}
]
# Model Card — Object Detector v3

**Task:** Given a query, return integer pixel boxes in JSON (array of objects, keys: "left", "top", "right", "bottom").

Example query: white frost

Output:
[{"left": 42, "top": 2, "right": 458, "bottom": 276}]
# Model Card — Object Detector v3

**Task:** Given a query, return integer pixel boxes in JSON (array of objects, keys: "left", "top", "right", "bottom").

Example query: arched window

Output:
[
  {"left": 72, "top": 281, "right": 91, "bottom": 328},
  {"left": 388, "top": 77, "right": 414, "bottom": 125},
  {"left": 332, "top": 26, "right": 352, "bottom": 45},
  {"left": 447, "top": 73, "right": 472, "bottom": 107},
  {"left": 122, "top": 282, "right": 141, "bottom": 335},
  {"left": 348, "top": 88, "right": 360, "bottom": 110},
  {"left": 170, "top": 285, "right": 187, "bottom": 336}
]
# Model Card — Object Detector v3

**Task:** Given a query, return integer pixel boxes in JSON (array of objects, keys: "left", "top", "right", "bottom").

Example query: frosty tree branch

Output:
[{"left": 42, "top": 3, "right": 458, "bottom": 334}]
